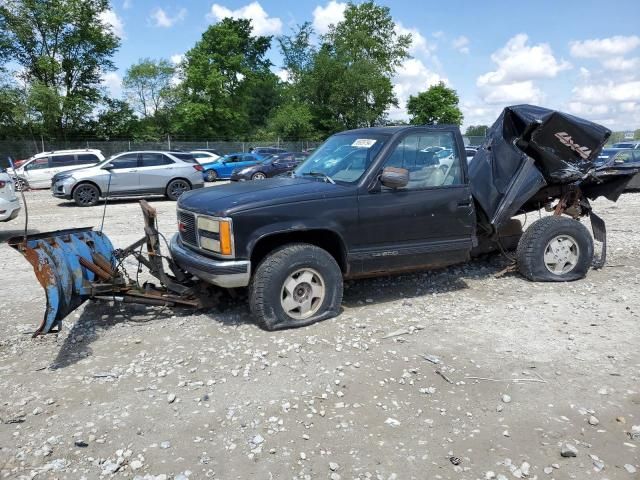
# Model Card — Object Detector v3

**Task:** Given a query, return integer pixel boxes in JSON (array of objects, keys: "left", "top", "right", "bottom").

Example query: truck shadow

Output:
[{"left": 50, "top": 301, "right": 179, "bottom": 370}]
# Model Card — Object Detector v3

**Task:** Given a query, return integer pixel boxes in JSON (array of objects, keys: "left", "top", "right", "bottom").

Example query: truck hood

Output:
[{"left": 177, "top": 177, "right": 354, "bottom": 216}]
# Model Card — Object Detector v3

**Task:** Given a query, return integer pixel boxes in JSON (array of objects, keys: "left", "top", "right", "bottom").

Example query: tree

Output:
[
  {"left": 175, "top": 18, "right": 279, "bottom": 138},
  {"left": 123, "top": 58, "right": 175, "bottom": 117},
  {"left": 91, "top": 98, "right": 138, "bottom": 139},
  {"left": 277, "top": 23, "right": 316, "bottom": 86},
  {"left": 0, "top": 0, "right": 120, "bottom": 137},
  {"left": 465, "top": 125, "right": 489, "bottom": 137},
  {"left": 407, "top": 82, "right": 463, "bottom": 126},
  {"left": 305, "top": 1, "right": 411, "bottom": 133},
  {"left": 267, "top": 102, "right": 316, "bottom": 139}
]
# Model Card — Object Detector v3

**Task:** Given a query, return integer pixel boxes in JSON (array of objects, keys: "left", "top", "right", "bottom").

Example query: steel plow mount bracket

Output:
[{"left": 9, "top": 200, "right": 201, "bottom": 337}]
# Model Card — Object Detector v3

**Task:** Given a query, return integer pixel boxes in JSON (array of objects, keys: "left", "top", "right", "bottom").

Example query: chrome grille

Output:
[{"left": 178, "top": 210, "right": 197, "bottom": 246}]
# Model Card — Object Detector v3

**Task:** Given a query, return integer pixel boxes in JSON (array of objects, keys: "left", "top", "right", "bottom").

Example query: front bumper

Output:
[
  {"left": 169, "top": 234, "right": 251, "bottom": 288},
  {"left": 51, "top": 178, "right": 75, "bottom": 199}
]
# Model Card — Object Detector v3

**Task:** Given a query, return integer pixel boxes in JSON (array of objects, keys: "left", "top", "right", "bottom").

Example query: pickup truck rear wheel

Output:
[
  {"left": 249, "top": 243, "right": 343, "bottom": 330},
  {"left": 516, "top": 216, "right": 593, "bottom": 282}
]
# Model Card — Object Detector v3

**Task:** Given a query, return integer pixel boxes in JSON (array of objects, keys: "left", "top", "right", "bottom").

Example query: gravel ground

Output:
[{"left": 0, "top": 188, "right": 639, "bottom": 480}]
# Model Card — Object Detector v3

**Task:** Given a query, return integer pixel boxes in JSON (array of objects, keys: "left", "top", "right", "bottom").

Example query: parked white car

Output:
[
  {"left": 52, "top": 151, "right": 205, "bottom": 206},
  {"left": 0, "top": 170, "right": 20, "bottom": 222},
  {"left": 190, "top": 150, "right": 221, "bottom": 164},
  {"left": 10, "top": 149, "right": 104, "bottom": 190}
]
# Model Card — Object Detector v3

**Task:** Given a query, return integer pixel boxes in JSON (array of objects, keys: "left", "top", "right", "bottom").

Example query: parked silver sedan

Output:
[{"left": 51, "top": 151, "right": 205, "bottom": 206}]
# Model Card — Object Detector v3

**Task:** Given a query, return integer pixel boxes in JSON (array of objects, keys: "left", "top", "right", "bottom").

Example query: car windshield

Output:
[
  {"left": 294, "top": 133, "right": 387, "bottom": 183},
  {"left": 599, "top": 149, "right": 618, "bottom": 157}
]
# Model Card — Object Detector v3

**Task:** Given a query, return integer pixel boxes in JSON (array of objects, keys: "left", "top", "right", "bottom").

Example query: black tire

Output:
[
  {"left": 73, "top": 183, "right": 100, "bottom": 207},
  {"left": 166, "top": 178, "right": 191, "bottom": 201},
  {"left": 204, "top": 170, "right": 218, "bottom": 182},
  {"left": 516, "top": 216, "right": 593, "bottom": 282},
  {"left": 13, "top": 177, "right": 27, "bottom": 191},
  {"left": 249, "top": 243, "right": 343, "bottom": 330},
  {"left": 252, "top": 172, "right": 267, "bottom": 180}
]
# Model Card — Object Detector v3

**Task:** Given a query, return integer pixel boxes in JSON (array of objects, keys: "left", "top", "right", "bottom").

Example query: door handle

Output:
[
  {"left": 457, "top": 200, "right": 472, "bottom": 208},
  {"left": 129, "top": 169, "right": 138, "bottom": 173}
]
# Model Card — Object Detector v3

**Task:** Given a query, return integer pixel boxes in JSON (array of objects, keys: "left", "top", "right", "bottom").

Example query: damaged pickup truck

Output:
[{"left": 10, "top": 105, "right": 638, "bottom": 334}]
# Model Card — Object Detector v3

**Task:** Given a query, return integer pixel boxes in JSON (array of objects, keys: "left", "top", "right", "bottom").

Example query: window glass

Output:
[
  {"left": 76, "top": 153, "right": 99, "bottom": 165},
  {"left": 108, "top": 154, "right": 138, "bottom": 169},
  {"left": 171, "top": 153, "right": 197, "bottom": 163},
  {"left": 227, "top": 155, "right": 241, "bottom": 162},
  {"left": 25, "top": 157, "right": 50, "bottom": 170},
  {"left": 633, "top": 151, "right": 640, "bottom": 162},
  {"left": 50, "top": 154, "right": 75, "bottom": 166},
  {"left": 141, "top": 153, "right": 172, "bottom": 167},
  {"left": 615, "top": 151, "right": 633, "bottom": 163},
  {"left": 383, "top": 132, "right": 462, "bottom": 189},
  {"left": 295, "top": 134, "right": 387, "bottom": 183}
]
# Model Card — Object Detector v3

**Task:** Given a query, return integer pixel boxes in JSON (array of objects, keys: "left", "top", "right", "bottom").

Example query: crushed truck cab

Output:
[{"left": 11, "top": 105, "right": 639, "bottom": 334}]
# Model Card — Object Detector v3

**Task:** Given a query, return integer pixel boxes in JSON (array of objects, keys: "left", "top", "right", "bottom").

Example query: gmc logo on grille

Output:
[{"left": 554, "top": 132, "right": 592, "bottom": 160}]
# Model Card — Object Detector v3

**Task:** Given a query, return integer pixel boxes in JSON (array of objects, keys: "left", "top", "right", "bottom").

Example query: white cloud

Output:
[
  {"left": 573, "top": 80, "right": 640, "bottom": 104},
  {"left": 275, "top": 68, "right": 290, "bottom": 83},
  {"left": 102, "top": 71, "right": 122, "bottom": 97},
  {"left": 388, "top": 58, "right": 446, "bottom": 119},
  {"left": 477, "top": 34, "right": 570, "bottom": 87},
  {"left": 208, "top": 2, "right": 282, "bottom": 36},
  {"left": 452, "top": 35, "right": 469, "bottom": 54},
  {"left": 475, "top": 34, "right": 568, "bottom": 106},
  {"left": 170, "top": 53, "right": 185, "bottom": 65},
  {"left": 395, "top": 23, "right": 434, "bottom": 56},
  {"left": 150, "top": 7, "right": 187, "bottom": 28},
  {"left": 602, "top": 56, "right": 640, "bottom": 72},
  {"left": 481, "top": 81, "right": 543, "bottom": 105},
  {"left": 99, "top": 9, "right": 125, "bottom": 39},
  {"left": 432, "top": 31, "right": 444, "bottom": 39},
  {"left": 123, "top": 0, "right": 132, "bottom": 9},
  {"left": 312, "top": 1, "right": 346, "bottom": 35},
  {"left": 569, "top": 35, "right": 640, "bottom": 58}
]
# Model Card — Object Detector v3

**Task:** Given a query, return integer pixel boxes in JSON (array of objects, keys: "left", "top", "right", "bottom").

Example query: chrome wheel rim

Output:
[
  {"left": 544, "top": 234, "right": 580, "bottom": 275},
  {"left": 205, "top": 171, "right": 217, "bottom": 181},
  {"left": 169, "top": 180, "right": 189, "bottom": 198},
  {"left": 76, "top": 185, "right": 97, "bottom": 205},
  {"left": 253, "top": 172, "right": 266, "bottom": 180},
  {"left": 280, "top": 268, "right": 325, "bottom": 320},
  {"left": 14, "top": 178, "right": 26, "bottom": 191}
]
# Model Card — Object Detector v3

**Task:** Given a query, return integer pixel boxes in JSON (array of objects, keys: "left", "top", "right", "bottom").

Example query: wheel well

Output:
[
  {"left": 166, "top": 177, "right": 192, "bottom": 192},
  {"left": 72, "top": 181, "right": 102, "bottom": 197},
  {"left": 251, "top": 230, "right": 347, "bottom": 273}
]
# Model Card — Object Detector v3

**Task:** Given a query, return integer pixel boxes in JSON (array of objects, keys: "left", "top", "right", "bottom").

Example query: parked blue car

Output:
[{"left": 201, "top": 152, "right": 264, "bottom": 182}]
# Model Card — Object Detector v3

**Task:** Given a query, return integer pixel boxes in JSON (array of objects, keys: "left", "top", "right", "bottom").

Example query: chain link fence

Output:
[{"left": 0, "top": 138, "right": 324, "bottom": 162}]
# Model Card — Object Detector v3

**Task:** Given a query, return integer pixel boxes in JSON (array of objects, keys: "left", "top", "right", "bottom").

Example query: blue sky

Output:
[{"left": 101, "top": 0, "right": 640, "bottom": 130}]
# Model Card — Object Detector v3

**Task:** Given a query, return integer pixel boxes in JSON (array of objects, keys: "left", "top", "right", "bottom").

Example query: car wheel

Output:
[
  {"left": 516, "top": 216, "right": 593, "bottom": 282},
  {"left": 204, "top": 170, "right": 218, "bottom": 182},
  {"left": 73, "top": 183, "right": 100, "bottom": 207},
  {"left": 249, "top": 243, "right": 343, "bottom": 331},
  {"left": 166, "top": 179, "right": 191, "bottom": 201},
  {"left": 13, "top": 177, "right": 27, "bottom": 191},
  {"left": 252, "top": 172, "right": 267, "bottom": 180}
]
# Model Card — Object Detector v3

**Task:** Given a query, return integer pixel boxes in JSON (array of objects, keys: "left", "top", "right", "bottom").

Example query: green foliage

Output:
[
  {"left": 0, "top": 0, "right": 119, "bottom": 136},
  {"left": 175, "top": 17, "right": 278, "bottom": 139},
  {"left": 123, "top": 58, "right": 175, "bottom": 117},
  {"left": 465, "top": 125, "right": 489, "bottom": 137},
  {"left": 91, "top": 98, "right": 138, "bottom": 139},
  {"left": 407, "top": 82, "right": 463, "bottom": 126},
  {"left": 267, "top": 102, "right": 316, "bottom": 140},
  {"left": 302, "top": 1, "right": 411, "bottom": 133}
]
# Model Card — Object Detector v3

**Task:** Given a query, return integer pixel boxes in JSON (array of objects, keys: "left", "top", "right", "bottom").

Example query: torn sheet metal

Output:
[{"left": 469, "top": 105, "right": 611, "bottom": 228}]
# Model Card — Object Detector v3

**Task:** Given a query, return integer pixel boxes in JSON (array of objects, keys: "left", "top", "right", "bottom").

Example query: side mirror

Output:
[
  {"left": 380, "top": 167, "right": 409, "bottom": 189},
  {"left": 102, "top": 164, "right": 114, "bottom": 170},
  {"left": 614, "top": 158, "right": 625, "bottom": 164}
]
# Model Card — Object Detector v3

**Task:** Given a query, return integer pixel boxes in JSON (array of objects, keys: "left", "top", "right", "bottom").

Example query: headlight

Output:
[{"left": 197, "top": 216, "right": 233, "bottom": 256}]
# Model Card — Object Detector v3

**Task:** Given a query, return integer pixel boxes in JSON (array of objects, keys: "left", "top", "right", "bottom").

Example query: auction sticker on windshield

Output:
[{"left": 352, "top": 139, "right": 377, "bottom": 148}]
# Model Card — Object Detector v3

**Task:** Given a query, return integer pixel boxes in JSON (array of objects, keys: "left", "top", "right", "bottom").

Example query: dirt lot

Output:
[{"left": 0, "top": 188, "right": 639, "bottom": 480}]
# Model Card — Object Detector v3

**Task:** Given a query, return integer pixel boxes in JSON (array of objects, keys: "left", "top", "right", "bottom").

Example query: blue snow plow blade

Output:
[
  {"left": 9, "top": 228, "right": 117, "bottom": 336},
  {"left": 8, "top": 201, "right": 203, "bottom": 338}
]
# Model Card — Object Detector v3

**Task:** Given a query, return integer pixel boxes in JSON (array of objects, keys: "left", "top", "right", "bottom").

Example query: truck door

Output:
[{"left": 354, "top": 130, "right": 475, "bottom": 275}]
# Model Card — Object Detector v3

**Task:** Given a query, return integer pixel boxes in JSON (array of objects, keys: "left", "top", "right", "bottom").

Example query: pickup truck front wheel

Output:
[
  {"left": 249, "top": 243, "right": 343, "bottom": 330},
  {"left": 517, "top": 216, "right": 593, "bottom": 282}
]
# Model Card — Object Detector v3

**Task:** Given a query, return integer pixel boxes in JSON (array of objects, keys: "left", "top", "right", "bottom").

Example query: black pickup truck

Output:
[{"left": 169, "top": 105, "right": 634, "bottom": 330}]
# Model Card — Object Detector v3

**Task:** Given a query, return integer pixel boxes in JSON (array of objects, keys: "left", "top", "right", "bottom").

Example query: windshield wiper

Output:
[{"left": 303, "top": 171, "right": 335, "bottom": 184}]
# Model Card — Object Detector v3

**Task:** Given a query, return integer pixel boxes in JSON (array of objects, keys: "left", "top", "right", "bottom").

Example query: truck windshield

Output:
[{"left": 295, "top": 133, "right": 387, "bottom": 183}]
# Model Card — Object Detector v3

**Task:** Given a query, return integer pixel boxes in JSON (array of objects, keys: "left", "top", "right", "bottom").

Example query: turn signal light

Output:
[
  {"left": 193, "top": 164, "right": 203, "bottom": 172},
  {"left": 219, "top": 221, "right": 232, "bottom": 255}
]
